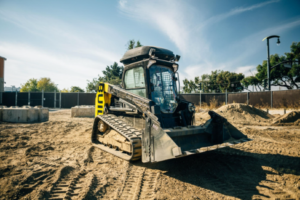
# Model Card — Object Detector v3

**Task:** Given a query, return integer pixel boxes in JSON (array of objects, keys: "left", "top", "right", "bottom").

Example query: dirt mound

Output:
[
  {"left": 196, "top": 103, "right": 273, "bottom": 124},
  {"left": 294, "top": 119, "right": 300, "bottom": 126},
  {"left": 273, "top": 111, "right": 300, "bottom": 125}
]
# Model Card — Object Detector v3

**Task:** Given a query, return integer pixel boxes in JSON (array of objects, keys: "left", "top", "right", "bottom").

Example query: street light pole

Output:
[
  {"left": 262, "top": 35, "right": 280, "bottom": 91},
  {"left": 266, "top": 39, "right": 270, "bottom": 90}
]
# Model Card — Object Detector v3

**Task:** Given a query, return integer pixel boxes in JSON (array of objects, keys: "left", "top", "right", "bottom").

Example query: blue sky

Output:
[{"left": 0, "top": 0, "right": 299, "bottom": 91}]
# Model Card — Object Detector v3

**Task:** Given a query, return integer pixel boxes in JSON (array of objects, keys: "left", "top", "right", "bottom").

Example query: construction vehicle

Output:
[{"left": 91, "top": 46, "right": 250, "bottom": 163}]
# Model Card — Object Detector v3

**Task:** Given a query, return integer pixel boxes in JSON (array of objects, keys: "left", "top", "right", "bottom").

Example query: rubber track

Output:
[{"left": 93, "top": 114, "right": 142, "bottom": 161}]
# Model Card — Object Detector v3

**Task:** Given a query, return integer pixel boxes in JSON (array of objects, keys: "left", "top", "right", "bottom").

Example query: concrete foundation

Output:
[
  {"left": 0, "top": 106, "right": 7, "bottom": 121},
  {"left": 71, "top": 105, "right": 95, "bottom": 118},
  {"left": 1, "top": 106, "right": 49, "bottom": 123},
  {"left": 36, "top": 106, "right": 49, "bottom": 122}
]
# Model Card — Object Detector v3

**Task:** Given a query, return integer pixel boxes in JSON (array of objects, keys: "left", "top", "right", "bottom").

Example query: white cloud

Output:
[
  {"left": 195, "top": 0, "right": 280, "bottom": 31},
  {"left": 118, "top": 0, "right": 282, "bottom": 82},
  {"left": 236, "top": 66, "right": 257, "bottom": 77},
  {"left": 0, "top": 9, "right": 123, "bottom": 90},
  {"left": 181, "top": 17, "right": 300, "bottom": 83},
  {"left": 0, "top": 42, "right": 106, "bottom": 89},
  {"left": 118, "top": 0, "right": 199, "bottom": 56}
]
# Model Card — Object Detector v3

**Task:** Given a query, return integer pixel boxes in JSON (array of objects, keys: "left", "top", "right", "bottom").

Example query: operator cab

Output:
[
  {"left": 120, "top": 46, "right": 193, "bottom": 128},
  {"left": 120, "top": 46, "right": 180, "bottom": 114}
]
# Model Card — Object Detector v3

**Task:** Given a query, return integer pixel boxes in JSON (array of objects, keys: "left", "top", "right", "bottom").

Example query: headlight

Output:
[{"left": 188, "top": 103, "right": 195, "bottom": 112}]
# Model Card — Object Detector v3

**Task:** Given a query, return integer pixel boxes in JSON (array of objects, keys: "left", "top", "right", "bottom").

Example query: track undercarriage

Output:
[{"left": 92, "top": 114, "right": 142, "bottom": 161}]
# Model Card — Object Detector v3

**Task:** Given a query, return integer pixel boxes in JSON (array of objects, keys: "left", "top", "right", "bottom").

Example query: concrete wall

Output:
[
  {"left": 262, "top": 109, "right": 298, "bottom": 115},
  {"left": 71, "top": 105, "right": 95, "bottom": 118},
  {"left": 0, "top": 106, "right": 7, "bottom": 121},
  {"left": 0, "top": 106, "right": 49, "bottom": 123}
]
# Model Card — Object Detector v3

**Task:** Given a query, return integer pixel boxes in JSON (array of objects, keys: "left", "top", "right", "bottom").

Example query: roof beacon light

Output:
[
  {"left": 175, "top": 55, "right": 181, "bottom": 62},
  {"left": 149, "top": 48, "right": 156, "bottom": 57}
]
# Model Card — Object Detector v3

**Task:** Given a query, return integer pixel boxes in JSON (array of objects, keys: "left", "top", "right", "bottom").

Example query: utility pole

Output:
[
  {"left": 262, "top": 35, "right": 280, "bottom": 91},
  {"left": 54, "top": 90, "right": 56, "bottom": 108},
  {"left": 42, "top": 90, "right": 44, "bottom": 107}
]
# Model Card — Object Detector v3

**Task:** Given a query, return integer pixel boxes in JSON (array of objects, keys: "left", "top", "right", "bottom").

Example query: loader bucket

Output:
[{"left": 142, "top": 111, "right": 251, "bottom": 163}]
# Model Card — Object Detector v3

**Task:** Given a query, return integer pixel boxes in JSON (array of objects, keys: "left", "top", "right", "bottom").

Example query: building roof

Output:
[{"left": 0, "top": 56, "right": 7, "bottom": 60}]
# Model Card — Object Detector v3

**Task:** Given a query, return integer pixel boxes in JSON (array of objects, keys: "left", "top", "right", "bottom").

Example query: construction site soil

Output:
[{"left": 0, "top": 104, "right": 300, "bottom": 200}]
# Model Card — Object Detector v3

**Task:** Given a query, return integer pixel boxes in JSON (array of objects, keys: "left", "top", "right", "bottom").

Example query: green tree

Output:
[
  {"left": 20, "top": 78, "right": 39, "bottom": 92},
  {"left": 70, "top": 86, "right": 84, "bottom": 92},
  {"left": 61, "top": 88, "right": 70, "bottom": 93},
  {"left": 241, "top": 76, "right": 261, "bottom": 91},
  {"left": 37, "top": 77, "right": 59, "bottom": 92},
  {"left": 136, "top": 40, "right": 142, "bottom": 48},
  {"left": 182, "top": 77, "right": 202, "bottom": 93},
  {"left": 241, "top": 41, "right": 300, "bottom": 90},
  {"left": 197, "top": 70, "right": 244, "bottom": 93},
  {"left": 102, "top": 62, "right": 124, "bottom": 80},
  {"left": 20, "top": 77, "right": 58, "bottom": 92},
  {"left": 86, "top": 62, "right": 124, "bottom": 92},
  {"left": 183, "top": 71, "right": 244, "bottom": 94},
  {"left": 183, "top": 79, "right": 192, "bottom": 93},
  {"left": 127, "top": 39, "right": 142, "bottom": 50},
  {"left": 216, "top": 71, "right": 244, "bottom": 92}
]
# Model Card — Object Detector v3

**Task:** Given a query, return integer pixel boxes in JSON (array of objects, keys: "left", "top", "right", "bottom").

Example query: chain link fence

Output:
[
  {"left": 179, "top": 89, "right": 300, "bottom": 108},
  {"left": 1, "top": 89, "right": 300, "bottom": 109}
]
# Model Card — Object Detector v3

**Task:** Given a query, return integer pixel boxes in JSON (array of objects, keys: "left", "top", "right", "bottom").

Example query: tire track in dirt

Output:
[
  {"left": 139, "top": 170, "right": 160, "bottom": 200},
  {"left": 116, "top": 165, "right": 159, "bottom": 200},
  {"left": 118, "top": 165, "right": 145, "bottom": 200},
  {"left": 85, "top": 146, "right": 128, "bottom": 200},
  {"left": 85, "top": 145, "right": 159, "bottom": 200},
  {"left": 254, "top": 166, "right": 300, "bottom": 200},
  {"left": 47, "top": 166, "right": 75, "bottom": 200},
  {"left": 231, "top": 139, "right": 300, "bottom": 157},
  {"left": 217, "top": 141, "right": 300, "bottom": 200},
  {"left": 18, "top": 168, "right": 57, "bottom": 199},
  {"left": 47, "top": 168, "right": 93, "bottom": 200}
]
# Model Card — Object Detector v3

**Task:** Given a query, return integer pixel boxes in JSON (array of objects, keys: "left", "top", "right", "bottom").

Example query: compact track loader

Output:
[{"left": 92, "top": 46, "right": 250, "bottom": 163}]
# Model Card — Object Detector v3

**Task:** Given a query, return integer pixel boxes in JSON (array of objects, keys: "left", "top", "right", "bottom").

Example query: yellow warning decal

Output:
[{"left": 95, "top": 82, "right": 111, "bottom": 116}]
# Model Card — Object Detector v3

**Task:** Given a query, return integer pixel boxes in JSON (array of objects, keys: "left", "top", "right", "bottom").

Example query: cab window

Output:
[{"left": 124, "top": 67, "right": 146, "bottom": 97}]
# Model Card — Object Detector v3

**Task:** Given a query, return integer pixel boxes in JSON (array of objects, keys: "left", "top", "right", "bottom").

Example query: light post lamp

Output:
[{"left": 262, "top": 35, "right": 280, "bottom": 91}]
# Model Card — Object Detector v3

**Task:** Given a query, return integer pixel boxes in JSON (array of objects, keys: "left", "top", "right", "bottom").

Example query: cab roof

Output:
[{"left": 120, "top": 46, "right": 174, "bottom": 65}]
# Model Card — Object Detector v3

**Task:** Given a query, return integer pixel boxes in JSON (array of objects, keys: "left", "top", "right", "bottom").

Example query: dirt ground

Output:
[{"left": 1, "top": 106, "right": 300, "bottom": 200}]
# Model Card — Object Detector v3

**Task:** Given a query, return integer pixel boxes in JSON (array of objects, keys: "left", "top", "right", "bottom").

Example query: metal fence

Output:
[
  {"left": 2, "top": 89, "right": 300, "bottom": 109},
  {"left": 1, "top": 91, "right": 96, "bottom": 108},
  {"left": 179, "top": 89, "right": 300, "bottom": 108}
]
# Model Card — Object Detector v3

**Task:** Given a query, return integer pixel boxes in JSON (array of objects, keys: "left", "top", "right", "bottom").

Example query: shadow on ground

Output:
[{"left": 135, "top": 148, "right": 300, "bottom": 199}]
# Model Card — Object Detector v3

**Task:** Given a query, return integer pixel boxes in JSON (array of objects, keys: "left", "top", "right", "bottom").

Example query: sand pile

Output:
[
  {"left": 273, "top": 111, "right": 300, "bottom": 126},
  {"left": 196, "top": 103, "right": 273, "bottom": 124}
]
